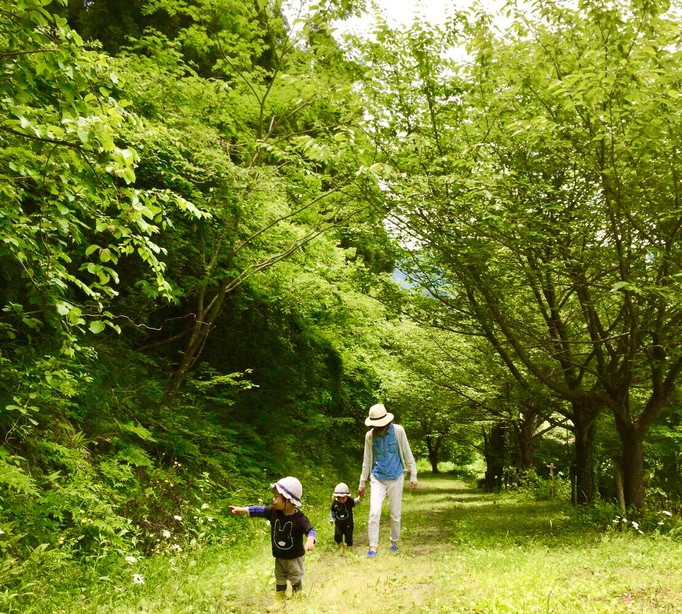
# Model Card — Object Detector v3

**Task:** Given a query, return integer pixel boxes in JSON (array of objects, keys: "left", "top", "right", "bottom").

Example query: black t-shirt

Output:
[
  {"left": 249, "top": 505, "right": 314, "bottom": 559},
  {"left": 330, "top": 498, "right": 357, "bottom": 525}
]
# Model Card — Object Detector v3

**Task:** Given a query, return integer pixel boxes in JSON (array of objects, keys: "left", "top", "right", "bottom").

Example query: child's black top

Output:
[
  {"left": 330, "top": 497, "right": 359, "bottom": 525},
  {"left": 248, "top": 505, "right": 315, "bottom": 559}
]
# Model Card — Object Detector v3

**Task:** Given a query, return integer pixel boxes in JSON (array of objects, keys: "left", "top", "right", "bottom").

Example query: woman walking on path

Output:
[{"left": 358, "top": 404, "right": 417, "bottom": 558}]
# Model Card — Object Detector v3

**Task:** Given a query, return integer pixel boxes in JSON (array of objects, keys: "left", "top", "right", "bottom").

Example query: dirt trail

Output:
[
  {"left": 220, "top": 476, "right": 682, "bottom": 614},
  {"left": 252, "top": 475, "right": 480, "bottom": 614}
]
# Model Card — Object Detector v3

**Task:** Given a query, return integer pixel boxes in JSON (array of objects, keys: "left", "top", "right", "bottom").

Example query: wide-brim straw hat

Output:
[{"left": 365, "top": 403, "right": 394, "bottom": 427}]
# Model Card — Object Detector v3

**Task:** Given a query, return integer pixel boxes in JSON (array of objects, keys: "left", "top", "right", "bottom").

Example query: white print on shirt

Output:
[
  {"left": 334, "top": 505, "right": 349, "bottom": 521},
  {"left": 274, "top": 519, "right": 294, "bottom": 550}
]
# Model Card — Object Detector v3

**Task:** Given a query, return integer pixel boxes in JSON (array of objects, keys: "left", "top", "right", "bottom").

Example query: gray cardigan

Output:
[{"left": 359, "top": 424, "right": 417, "bottom": 488}]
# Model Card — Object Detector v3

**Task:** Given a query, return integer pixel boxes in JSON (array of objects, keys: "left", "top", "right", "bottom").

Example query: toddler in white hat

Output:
[
  {"left": 329, "top": 482, "right": 363, "bottom": 553},
  {"left": 230, "top": 476, "right": 316, "bottom": 610}
]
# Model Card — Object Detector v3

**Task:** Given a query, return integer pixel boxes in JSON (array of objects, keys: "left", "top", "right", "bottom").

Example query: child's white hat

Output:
[
  {"left": 270, "top": 476, "right": 302, "bottom": 507},
  {"left": 333, "top": 482, "right": 351, "bottom": 497}
]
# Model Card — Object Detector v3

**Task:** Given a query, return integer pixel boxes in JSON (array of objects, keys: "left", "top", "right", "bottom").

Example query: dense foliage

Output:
[
  {"left": 0, "top": 0, "right": 384, "bottom": 605},
  {"left": 2, "top": 0, "right": 682, "bottom": 609},
  {"left": 350, "top": 0, "right": 682, "bottom": 508}
]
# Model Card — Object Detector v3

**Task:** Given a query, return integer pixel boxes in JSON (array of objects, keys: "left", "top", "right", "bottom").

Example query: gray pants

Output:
[{"left": 274, "top": 555, "right": 305, "bottom": 586}]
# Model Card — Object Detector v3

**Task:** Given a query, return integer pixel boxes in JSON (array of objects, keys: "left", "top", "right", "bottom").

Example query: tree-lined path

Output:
[
  {"left": 117, "top": 476, "right": 682, "bottom": 613},
  {"left": 5, "top": 2, "right": 682, "bottom": 611}
]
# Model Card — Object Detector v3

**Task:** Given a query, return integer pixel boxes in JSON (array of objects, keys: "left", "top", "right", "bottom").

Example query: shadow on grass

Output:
[
  {"left": 402, "top": 472, "right": 598, "bottom": 551},
  {"left": 427, "top": 494, "right": 497, "bottom": 504},
  {"left": 410, "top": 486, "right": 482, "bottom": 498}
]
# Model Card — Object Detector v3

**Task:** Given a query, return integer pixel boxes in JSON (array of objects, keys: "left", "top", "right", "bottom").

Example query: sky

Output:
[
  {"left": 337, "top": 0, "right": 458, "bottom": 34},
  {"left": 284, "top": 0, "right": 473, "bottom": 37},
  {"left": 357, "top": 0, "right": 455, "bottom": 26},
  {"left": 327, "top": 0, "right": 512, "bottom": 39}
]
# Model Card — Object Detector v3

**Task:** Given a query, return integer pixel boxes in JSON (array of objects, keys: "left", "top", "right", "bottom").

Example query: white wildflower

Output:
[
  {"left": 201, "top": 503, "right": 209, "bottom": 510},
  {"left": 133, "top": 574, "right": 145, "bottom": 585},
  {"left": 172, "top": 544, "right": 182, "bottom": 552},
  {"left": 663, "top": 511, "right": 672, "bottom": 517},
  {"left": 125, "top": 556, "right": 137, "bottom": 564},
  {"left": 631, "top": 521, "right": 639, "bottom": 529},
  {"left": 174, "top": 515, "right": 182, "bottom": 521},
  {"left": 162, "top": 529, "right": 171, "bottom": 539}
]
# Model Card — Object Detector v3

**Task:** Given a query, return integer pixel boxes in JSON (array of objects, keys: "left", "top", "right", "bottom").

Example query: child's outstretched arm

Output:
[
  {"left": 304, "top": 525, "right": 316, "bottom": 552},
  {"left": 229, "top": 505, "right": 249, "bottom": 515}
]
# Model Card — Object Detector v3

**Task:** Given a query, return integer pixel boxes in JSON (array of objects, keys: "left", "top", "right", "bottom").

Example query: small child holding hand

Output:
[{"left": 329, "top": 482, "right": 362, "bottom": 552}]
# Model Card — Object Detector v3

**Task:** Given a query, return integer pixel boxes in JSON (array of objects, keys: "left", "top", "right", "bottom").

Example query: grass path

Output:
[{"left": 121, "top": 474, "right": 682, "bottom": 613}]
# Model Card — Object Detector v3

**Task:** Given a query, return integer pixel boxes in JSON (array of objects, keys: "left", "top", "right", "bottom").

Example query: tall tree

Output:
[
  {"left": 353, "top": 0, "right": 682, "bottom": 508},
  {"left": 98, "top": 0, "right": 379, "bottom": 403}
]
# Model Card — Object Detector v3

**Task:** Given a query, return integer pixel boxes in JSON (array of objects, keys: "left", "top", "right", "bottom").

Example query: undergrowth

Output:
[{"left": 3, "top": 474, "right": 682, "bottom": 613}]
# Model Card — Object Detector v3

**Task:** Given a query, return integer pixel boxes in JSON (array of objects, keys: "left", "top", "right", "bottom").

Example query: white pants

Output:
[{"left": 368, "top": 473, "right": 405, "bottom": 548}]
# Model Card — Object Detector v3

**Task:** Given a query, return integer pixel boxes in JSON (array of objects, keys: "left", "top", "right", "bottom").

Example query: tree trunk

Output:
[
  {"left": 514, "top": 418, "right": 535, "bottom": 472},
  {"left": 572, "top": 405, "right": 597, "bottom": 505},
  {"left": 161, "top": 280, "right": 230, "bottom": 406},
  {"left": 484, "top": 423, "right": 506, "bottom": 493},
  {"left": 613, "top": 456, "right": 626, "bottom": 513},
  {"left": 426, "top": 435, "right": 441, "bottom": 473},
  {"left": 621, "top": 433, "right": 645, "bottom": 511},
  {"left": 161, "top": 319, "right": 211, "bottom": 405}
]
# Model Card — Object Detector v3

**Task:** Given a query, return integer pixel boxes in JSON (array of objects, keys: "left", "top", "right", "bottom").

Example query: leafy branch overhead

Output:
[
  {"left": 103, "top": 0, "right": 381, "bottom": 402},
  {"left": 354, "top": 0, "right": 682, "bottom": 508},
  {"left": 0, "top": 0, "right": 208, "bottom": 344}
]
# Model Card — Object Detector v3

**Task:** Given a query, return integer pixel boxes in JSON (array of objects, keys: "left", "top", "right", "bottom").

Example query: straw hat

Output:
[{"left": 365, "top": 403, "right": 394, "bottom": 427}]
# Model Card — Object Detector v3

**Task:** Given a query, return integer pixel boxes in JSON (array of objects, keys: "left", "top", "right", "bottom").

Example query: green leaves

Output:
[
  {"left": 88, "top": 320, "right": 106, "bottom": 334},
  {"left": 0, "top": 1, "right": 210, "bottom": 345},
  {"left": 347, "top": 0, "right": 682, "bottom": 505}
]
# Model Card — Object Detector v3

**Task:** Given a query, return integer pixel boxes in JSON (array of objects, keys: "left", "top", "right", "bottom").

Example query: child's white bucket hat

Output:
[
  {"left": 333, "top": 482, "right": 351, "bottom": 497},
  {"left": 271, "top": 476, "right": 303, "bottom": 507}
]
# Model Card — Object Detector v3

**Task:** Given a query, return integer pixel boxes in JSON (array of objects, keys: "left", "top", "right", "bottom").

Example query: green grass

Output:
[{"left": 18, "top": 474, "right": 682, "bottom": 613}]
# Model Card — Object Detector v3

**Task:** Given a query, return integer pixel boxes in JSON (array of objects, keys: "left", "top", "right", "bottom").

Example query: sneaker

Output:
[
  {"left": 366, "top": 548, "right": 377, "bottom": 558},
  {"left": 389, "top": 544, "right": 398, "bottom": 553}
]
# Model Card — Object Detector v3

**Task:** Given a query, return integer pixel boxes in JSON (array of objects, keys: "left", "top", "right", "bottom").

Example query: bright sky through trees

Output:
[
  {"left": 284, "top": 0, "right": 456, "bottom": 37},
  {"left": 326, "top": 0, "right": 510, "bottom": 40},
  {"left": 345, "top": 0, "right": 453, "bottom": 30}
]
